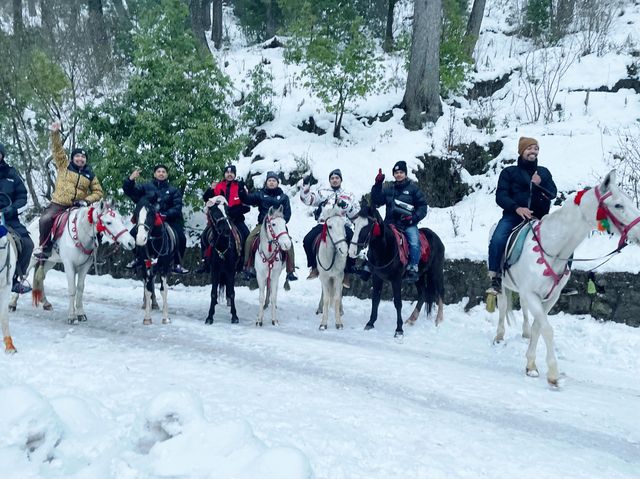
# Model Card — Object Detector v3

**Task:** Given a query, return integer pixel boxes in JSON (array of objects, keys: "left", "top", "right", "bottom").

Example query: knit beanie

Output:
[
  {"left": 518, "top": 137, "right": 539, "bottom": 157},
  {"left": 70, "top": 148, "right": 88, "bottom": 160},
  {"left": 392, "top": 160, "right": 407, "bottom": 174},
  {"left": 265, "top": 171, "right": 279, "bottom": 182},
  {"left": 329, "top": 168, "right": 342, "bottom": 180},
  {"left": 154, "top": 164, "right": 169, "bottom": 173},
  {"left": 224, "top": 164, "right": 237, "bottom": 175}
]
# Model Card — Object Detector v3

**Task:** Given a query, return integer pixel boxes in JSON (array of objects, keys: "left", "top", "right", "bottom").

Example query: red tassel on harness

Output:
[
  {"left": 372, "top": 222, "right": 381, "bottom": 237},
  {"left": 574, "top": 189, "right": 588, "bottom": 205},
  {"left": 154, "top": 213, "right": 164, "bottom": 226},
  {"left": 321, "top": 223, "right": 328, "bottom": 242},
  {"left": 87, "top": 207, "right": 95, "bottom": 224}
]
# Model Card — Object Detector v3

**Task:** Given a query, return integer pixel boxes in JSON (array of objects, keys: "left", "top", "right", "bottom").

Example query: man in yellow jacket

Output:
[{"left": 34, "top": 122, "right": 104, "bottom": 258}]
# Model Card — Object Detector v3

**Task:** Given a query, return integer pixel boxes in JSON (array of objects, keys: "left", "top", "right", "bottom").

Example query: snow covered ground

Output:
[{"left": 2, "top": 271, "right": 639, "bottom": 478}]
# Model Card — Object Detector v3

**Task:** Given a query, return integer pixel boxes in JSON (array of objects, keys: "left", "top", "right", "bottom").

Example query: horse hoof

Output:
[
  {"left": 43, "top": 303, "right": 53, "bottom": 311},
  {"left": 162, "top": 318, "right": 171, "bottom": 324},
  {"left": 394, "top": 331, "right": 403, "bottom": 338},
  {"left": 493, "top": 337, "right": 504, "bottom": 345},
  {"left": 526, "top": 368, "right": 539, "bottom": 378},
  {"left": 547, "top": 378, "right": 560, "bottom": 388},
  {"left": 67, "top": 318, "right": 77, "bottom": 325},
  {"left": 205, "top": 318, "right": 213, "bottom": 325},
  {"left": 319, "top": 324, "right": 327, "bottom": 331},
  {"left": 4, "top": 337, "right": 17, "bottom": 354},
  {"left": 272, "top": 320, "right": 278, "bottom": 326},
  {"left": 336, "top": 324, "right": 343, "bottom": 330},
  {"left": 231, "top": 318, "right": 239, "bottom": 324},
  {"left": 8, "top": 305, "right": 16, "bottom": 312},
  {"left": 77, "top": 314, "right": 87, "bottom": 322},
  {"left": 364, "top": 323, "right": 374, "bottom": 331},
  {"left": 143, "top": 319, "right": 152, "bottom": 325}
]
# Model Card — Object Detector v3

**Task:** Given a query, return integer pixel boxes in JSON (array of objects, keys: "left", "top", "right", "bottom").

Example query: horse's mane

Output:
[{"left": 320, "top": 204, "right": 344, "bottom": 222}]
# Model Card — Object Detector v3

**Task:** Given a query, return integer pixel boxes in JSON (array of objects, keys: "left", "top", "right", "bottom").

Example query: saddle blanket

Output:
[{"left": 388, "top": 225, "right": 431, "bottom": 266}]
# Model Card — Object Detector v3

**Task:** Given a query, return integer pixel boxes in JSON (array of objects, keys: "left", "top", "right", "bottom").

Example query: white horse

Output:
[
  {"left": 495, "top": 171, "right": 640, "bottom": 387},
  {"left": 255, "top": 205, "right": 292, "bottom": 327},
  {"left": 0, "top": 232, "right": 18, "bottom": 353},
  {"left": 28, "top": 200, "right": 135, "bottom": 324},
  {"left": 316, "top": 205, "right": 348, "bottom": 330}
]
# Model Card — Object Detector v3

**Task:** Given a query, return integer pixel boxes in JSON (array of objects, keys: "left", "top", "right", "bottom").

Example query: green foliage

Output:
[
  {"left": 233, "top": 0, "right": 284, "bottom": 43},
  {"left": 282, "top": 0, "right": 383, "bottom": 138},
  {"left": 440, "top": 0, "right": 473, "bottom": 96},
  {"left": 241, "top": 60, "right": 276, "bottom": 130},
  {"left": 80, "top": 0, "right": 243, "bottom": 211},
  {"left": 522, "top": 0, "right": 552, "bottom": 40}
]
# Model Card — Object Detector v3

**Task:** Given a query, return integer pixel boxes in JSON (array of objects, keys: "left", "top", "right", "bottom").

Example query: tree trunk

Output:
[
  {"left": 383, "top": 0, "right": 396, "bottom": 52},
  {"left": 202, "top": 0, "right": 211, "bottom": 31},
  {"left": 88, "top": 0, "right": 110, "bottom": 77},
  {"left": 554, "top": 0, "right": 575, "bottom": 39},
  {"left": 211, "top": 0, "right": 222, "bottom": 49},
  {"left": 265, "top": 0, "right": 277, "bottom": 40},
  {"left": 12, "top": 0, "right": 24, "bottom": 35},
  {"left": 464, "top": 0, "right": 486, "bottom": 58},
  {"left": 27, "top": 0, "right": 36, "bottom": 16},
  {"left": 422, "top": 0, "right": 442, "bottom": 123},
  {"left": 189, "top": 0, "right": 209, "bottom": 53}
]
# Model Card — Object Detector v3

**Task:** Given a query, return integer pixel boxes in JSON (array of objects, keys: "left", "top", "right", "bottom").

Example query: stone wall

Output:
[{"left": 97, "top": 246, "right": 640, "bottom": 327}]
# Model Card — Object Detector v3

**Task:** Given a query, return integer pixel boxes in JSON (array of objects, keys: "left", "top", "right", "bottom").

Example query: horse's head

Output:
[
  {"left": 264, "top": 205, "right": 291, "bottom": 251},
  {"left": 91, "top": 200, "right": 135, "bottom": 250},
  {"left": 206, "top": 195, "right": 231, "bottom": 235},
  {"left": 321, "top": 204, "right": 348, "bottom": 256},
  {"left": 134, "top": 198, "right": 159, "bottom": 247},
  {"left": 349, "top": 200, "right": 375, "bottom": 258},
  {"left": 594, "top": 170, "right": 640, "bottom": 247}
]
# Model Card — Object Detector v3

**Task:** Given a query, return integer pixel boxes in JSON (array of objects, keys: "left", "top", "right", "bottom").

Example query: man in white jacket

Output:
[{"left": 300, "top": 169, "right": 360, "bottom": 287}]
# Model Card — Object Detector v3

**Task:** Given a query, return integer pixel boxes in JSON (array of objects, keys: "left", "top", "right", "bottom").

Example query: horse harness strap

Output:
[
  {"left": 595, "top": 186, "right": 640, "bottom": 250},
  {"left": 531, "top": 221, "right": 570, "bottom": 300},
  {"left": 0, "top": 235, "right": 14, "bottom": 283}
]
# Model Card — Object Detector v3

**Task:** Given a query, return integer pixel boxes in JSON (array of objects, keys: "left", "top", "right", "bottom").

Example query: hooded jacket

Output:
[
  {"left": 123, "top": 177, "right": 184, "bottom": 224},
  {"left": 240, "top": 185, "right": 291, "bottom": 224},
  {"left": 0, "top": 159, "right": 28, "bottom": 236},
  {"left": 371, "top": 178, "right": 428, "bottom": 226}
]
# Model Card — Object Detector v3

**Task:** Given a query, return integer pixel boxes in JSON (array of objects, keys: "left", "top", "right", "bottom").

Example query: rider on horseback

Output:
[
  {"left": 34, "top": 122, "right": 103, "bottom": 259},
  {"left": 0, "top": 143, "right": 34, "bottom": 294},
  {"left": 300, "top": 169, "right": 359, "bottom": 288},
  {"left": 198, "top": 164, "right": 250, "bottom": 273},
  {"left": 123, "top": 165, "right": 189, "bottom": 274},
  {"left": 487, "top": 137, "right": 557, "bottom": 295},
  {"left": 240, "top": 171, "right": 298, "bottom": 282},
  {"left": 371, "top": 161, "right": 428, "bottom": 283}
]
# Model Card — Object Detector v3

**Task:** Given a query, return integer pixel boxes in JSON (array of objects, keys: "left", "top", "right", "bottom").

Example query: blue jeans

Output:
[
  {"left": 488, "top": 215, "right": 523, "bottom": 273},
  {"left": 404, "top": 225, "right": 420, "bottom": 267}
]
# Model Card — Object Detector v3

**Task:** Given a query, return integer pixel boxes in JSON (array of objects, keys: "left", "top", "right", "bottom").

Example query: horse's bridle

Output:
[
  {"left": 207, "top": 206, "right": 233, "bottom": 258},
  {"left": 317, "top": 213, "right": 348, "bottom": 271},
  {"left": 595, "top": 186, "right": 640, "bottom": 250},
  {"left": 90, "top": 206, "right": 130, "bottom": 242}
]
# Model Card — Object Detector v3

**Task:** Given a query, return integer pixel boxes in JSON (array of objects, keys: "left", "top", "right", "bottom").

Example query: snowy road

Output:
[{"left": 2, "top": 271, "right": 639, "bottom": 478}]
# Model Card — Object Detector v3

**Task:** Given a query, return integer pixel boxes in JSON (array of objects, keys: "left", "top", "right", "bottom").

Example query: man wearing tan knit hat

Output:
[{"left": 487, "top": 136, "right": 557, "bottom": 295}]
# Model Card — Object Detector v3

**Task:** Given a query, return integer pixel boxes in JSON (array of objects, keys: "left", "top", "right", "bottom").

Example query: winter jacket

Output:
[
  {"left": 123, "top": 178, "right": 184, "bottom": 224},
  {"left": 496, "top": 157, "right": 557, "bottom": 220},
  {"left": 0, "top": 160, "right": 28, "bottom": 236},
  {"left": 204, "top": 180, "right": 250, "bottom": 223},
  {"left": 50, "top": 131, "right": 103, "bottom": 206},
  {"left": 240, "top": 186, "right": 291, "bottom": 224},
  {"left": 300, "top": 185, "right": 360, "bottom": 221},
  {"left": 371, "top": 179, "right": 428, "bottom": 226}
]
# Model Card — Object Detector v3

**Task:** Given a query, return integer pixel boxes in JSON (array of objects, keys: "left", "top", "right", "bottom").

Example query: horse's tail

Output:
[
  {"left": 422, "top": 228, "right": 445, "bottom": 316},
  {"left": 32, "top": 262, "right": 46, "bottom": 306}
]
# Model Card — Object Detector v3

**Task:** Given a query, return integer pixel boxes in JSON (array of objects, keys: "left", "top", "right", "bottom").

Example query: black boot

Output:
[{"left": 486, "top": 275, "right": 502, "bottom": 295}]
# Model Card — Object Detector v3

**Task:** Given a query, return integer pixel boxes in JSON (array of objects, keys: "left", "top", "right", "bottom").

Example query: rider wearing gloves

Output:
[
  {"left": 370, "top": 161, "right": 428, "bottom": 283},
  {"left": 34, "top": 122, "right": 103, "bottom": 259}
]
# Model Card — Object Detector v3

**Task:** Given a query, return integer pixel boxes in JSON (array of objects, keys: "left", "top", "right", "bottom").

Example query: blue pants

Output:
[
  {"left": 404, "top": 225, "right": 420, "bottom": 267},
  {"left": 488, "top": 215, "right": 523, "bottom": 273}
]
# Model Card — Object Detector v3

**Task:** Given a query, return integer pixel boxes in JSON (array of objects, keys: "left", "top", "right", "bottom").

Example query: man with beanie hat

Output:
[
  {"left": 34, "top": 121, "right": 104, "bottom": 259},
  {"left": 0, "top": 142, "right": 34, "bottom": 293},
  {"left": 487, "top": 136, "right": 557, "bottom": 295},
  {"left": 198, "top": 164, "right": 250, "bottom": 273},
  {"left": 123, "top": 165, "right": 189, "bottom": 274},
  {"left": 240, "top": 171, "right": 297, "bottom": 281},
  {"left": 299, "top": 168, "right": 359, "bottom": 287},
  {"left": 371, "top": 160, "right": 428, "bottom": 282}
]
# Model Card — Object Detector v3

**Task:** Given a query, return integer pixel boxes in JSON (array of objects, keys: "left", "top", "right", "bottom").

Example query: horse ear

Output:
[
  {"left": 601, "top": 169, "right": 617, "bottom": 193},
  {"left": 267, "top": 206, "right": 274, "bottom": 216}
]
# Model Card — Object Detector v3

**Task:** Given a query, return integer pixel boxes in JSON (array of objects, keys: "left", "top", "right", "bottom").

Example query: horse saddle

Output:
[
  {"left": 50, "top": 210, "right": 72, "bottom": 242},
  {"left": 388, "top": 225, "right": 431, "bottom": 266},
  {"left": 502, "top": 221, "right": 534, "bottom": 271}
]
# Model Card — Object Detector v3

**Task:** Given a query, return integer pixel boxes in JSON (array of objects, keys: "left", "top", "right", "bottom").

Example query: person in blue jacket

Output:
[{"left": 487, "top": 137, "right": 557, "bottom": 294}]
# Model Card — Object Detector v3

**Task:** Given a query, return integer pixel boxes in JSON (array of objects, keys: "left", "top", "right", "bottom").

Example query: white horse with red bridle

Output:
[
  {"left": 0, "top": 229, "right": 18, "bottom": 352},
  {"left": 255, "top": 205, "right": 292, "bottom": 327},
  {"left": 24, "top": 201, "right": 135, "bottom": 324},
  {"left": 495, "top": 170, "right": 640, "bottom": 387}
]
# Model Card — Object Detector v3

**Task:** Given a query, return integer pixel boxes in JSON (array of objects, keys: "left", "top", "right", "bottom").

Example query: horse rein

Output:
[
  {"left": 260, "top": 215, "right": 289, "bottom": 263},
  {"left": 316, "top": 214, "right": 348, "bottom": 271},
  {"left": 350, "top": 216, "right": 399, "bottom": 271}
]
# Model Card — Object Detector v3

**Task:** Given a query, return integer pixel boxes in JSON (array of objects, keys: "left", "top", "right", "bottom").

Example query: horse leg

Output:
[
  {"left": 521, "top": 299, "right": 531, "bottom": 339},
  {"left": 494, "top": 292, "right": 508, "bottom": 344},
  {"left": 523, "top": 295, "right": 560, "bottom": 385},
  {"left": 406, "top": 281, "right": 425, "bottom": 326},
  {"left": 365, "top": 276, "right": 383, "bottom": 330},
  {"left": 160, "top": 276, "right": 170, "bottom": 324},
  {"left": 74, "top": 265, "right": 90, "bottom": 322},
  {"left": 205, "top": 267, "right": 219, "bottom": 324},
  {"left": 143, "top": 274, "right": 153, "bottom": 325},
  {"left": 64, "top": 264, "right": 78, "bottom": 324},
  {"left": 256, "top": 280, "right": 266, "bottom": 327},
  {"left": 228, "top": 276, "right": 238, "bottom": 324},
  {"left": 335, "top": 278, "right": 344, "bottom": 330},
  {"left": 270, "top": 269, "right": 279, "bottom": 326},
  {"left": 8, "top": 292, "right": 18, "bottom": 312},
  {"left": 1, "top": 288, "right": 16, "bottom": 353},
  {"left": 319, "top": 280, "right": 329, "bottom": 331},
  {"left": 39, "top": 261, "right": 54, "bottom": 311},
  {"left": 316, "top": 291, "right": 323, "bottom": 315},
  {"left": 434, "top": 298, "right": 444, "bottom": 326},
  {"left": 392, "top": 279, "right": 403, "bottom": 338}
]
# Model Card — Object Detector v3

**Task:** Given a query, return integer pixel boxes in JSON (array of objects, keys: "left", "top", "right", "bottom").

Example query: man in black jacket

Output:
[
  {"left": 371, "top": 160, "right": 428, "bottom": 282},
  {"left": 240, "top": 171, "right": 297, "bottom": 281},
  {"left": 487, "top": 137, "right": 557, "bottom": 294},
  {"left": 0, "top": 143, "right": 33, "bottom": 293},
  {"left": 123, "top": 165, "right": 189, "bottom": 274}
]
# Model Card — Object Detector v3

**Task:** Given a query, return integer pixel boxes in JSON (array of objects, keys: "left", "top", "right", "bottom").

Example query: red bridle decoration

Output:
[
  {"left": 575, "top": 188, "right": 610, "bottom": 233},
  {"left": 154, "top": 212, "right": 164, "bottom": 226},
  {"left": 372, "top": 221, "right": 381, "bottom": 237},
  {"left": 321, "top": 223, "right": 328, "bottom": 242}
]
